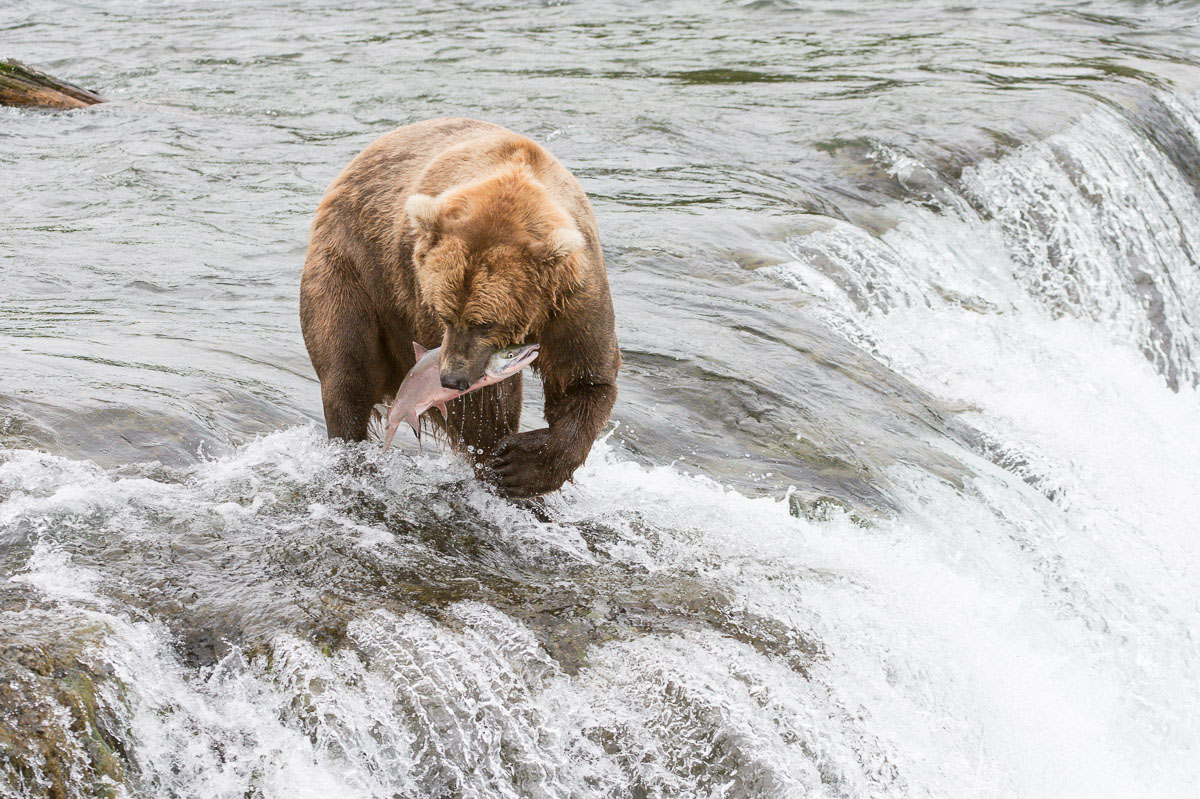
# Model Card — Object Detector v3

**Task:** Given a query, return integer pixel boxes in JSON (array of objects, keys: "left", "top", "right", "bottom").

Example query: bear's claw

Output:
[{"left": 486, "top": 429, "right": 573, "bottom": 499}]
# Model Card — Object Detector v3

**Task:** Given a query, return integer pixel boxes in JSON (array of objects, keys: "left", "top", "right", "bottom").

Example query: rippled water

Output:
[{"left": 4, "top": 1, "right": 1200, "bottom": 797}]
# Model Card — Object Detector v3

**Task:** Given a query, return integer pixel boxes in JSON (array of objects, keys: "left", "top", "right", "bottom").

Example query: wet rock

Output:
[
  {"left": 0, "top": 589, "right": 130, "bottom": 799},
  {"left": 0, "top": 60, "right": 103, "bottom": 109}
]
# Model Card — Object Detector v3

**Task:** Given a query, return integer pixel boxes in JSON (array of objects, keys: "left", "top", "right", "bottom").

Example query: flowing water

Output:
[{"left": 3, "top": 1, "right": 1200, "bottom": 796}]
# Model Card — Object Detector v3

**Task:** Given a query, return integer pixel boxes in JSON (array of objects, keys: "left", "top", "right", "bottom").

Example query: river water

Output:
[{"left": 3, "top": 1, "right": 1200, "bottom": 796}]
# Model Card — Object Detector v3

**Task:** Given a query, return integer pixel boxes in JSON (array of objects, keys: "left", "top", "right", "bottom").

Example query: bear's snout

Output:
[
  {"left": 440, "top": 371, "right": 473, "bottom": 392},
  {"left": 439, "top": 324, "right": 497, "bottom": 391}
]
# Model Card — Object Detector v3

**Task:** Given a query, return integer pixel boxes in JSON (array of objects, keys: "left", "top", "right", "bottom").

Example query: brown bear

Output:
[{"left": 300, "top": 118, "right": 620, "bottom": 498}]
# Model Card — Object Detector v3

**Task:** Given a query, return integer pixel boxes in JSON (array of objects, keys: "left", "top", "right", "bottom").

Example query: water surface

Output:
[{"left": 3, "top": 1, "right": 1200, "bottom": 796}]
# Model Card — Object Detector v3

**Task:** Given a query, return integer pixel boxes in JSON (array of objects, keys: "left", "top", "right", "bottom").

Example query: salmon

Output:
[{"left": 382, "top": 342, "right": 539, "bottom": 451}]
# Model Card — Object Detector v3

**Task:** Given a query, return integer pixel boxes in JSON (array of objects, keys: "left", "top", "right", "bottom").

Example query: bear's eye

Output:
[{"left": 470, "top": 322, "right": 496, "bottom": 334}]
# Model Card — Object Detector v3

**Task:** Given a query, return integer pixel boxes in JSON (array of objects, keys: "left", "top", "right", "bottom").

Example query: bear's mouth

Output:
[{"left": 437, "top": 330, "right": 499, "bottom": 390}]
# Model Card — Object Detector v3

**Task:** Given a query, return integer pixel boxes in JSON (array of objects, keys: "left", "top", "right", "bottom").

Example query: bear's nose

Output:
[{"left": 440, "top": 371, "right": 472, "bottom": 392}]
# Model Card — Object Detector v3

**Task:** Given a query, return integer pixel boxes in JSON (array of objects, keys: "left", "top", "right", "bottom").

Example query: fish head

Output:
[{"left": 484, "top": 343, "right": 539, "bottom": 379}]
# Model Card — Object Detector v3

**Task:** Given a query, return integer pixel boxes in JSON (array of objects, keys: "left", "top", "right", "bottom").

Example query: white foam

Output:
[
  {"left": 9, "top": 540, "right": 104, "bottom": 606},
  {"left": 3, "top": 409, "right": 1198, "bottom": 795},
  {"left": 758, "top": 92, "right": 1200, "bottom": 796}
]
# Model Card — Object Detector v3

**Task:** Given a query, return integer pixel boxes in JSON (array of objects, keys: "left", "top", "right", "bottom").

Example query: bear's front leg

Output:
[{"left": 486, "top": 380, "right": 616, "bottom": 498}]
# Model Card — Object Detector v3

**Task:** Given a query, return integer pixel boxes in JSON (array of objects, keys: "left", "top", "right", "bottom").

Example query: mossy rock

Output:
[
  {"left": 0, "top": 591, "right": 131, "bottom": 799},
  {"left": 0, "top": 59, "right": 103, "bottom": 109}
]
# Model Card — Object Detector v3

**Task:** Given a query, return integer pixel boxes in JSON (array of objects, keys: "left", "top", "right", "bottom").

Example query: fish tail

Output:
[{"left": 382, "top": 411, "right": 400, "bottom": 452}]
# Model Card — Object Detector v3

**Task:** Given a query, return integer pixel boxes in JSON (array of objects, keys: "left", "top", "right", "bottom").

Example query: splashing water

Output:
[{"left": 5, "top": 1, "right": 1200, "bottom": 796}]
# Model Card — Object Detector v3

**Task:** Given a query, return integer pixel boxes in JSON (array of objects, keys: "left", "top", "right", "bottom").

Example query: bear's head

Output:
[{"left": 405, "top": 162, "right": 585, "bottom": 391}]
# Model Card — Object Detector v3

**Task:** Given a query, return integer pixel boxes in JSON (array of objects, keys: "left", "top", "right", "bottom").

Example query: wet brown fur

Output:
[{"left": 300, "top": 118, "right": 620, "bottom": 497}]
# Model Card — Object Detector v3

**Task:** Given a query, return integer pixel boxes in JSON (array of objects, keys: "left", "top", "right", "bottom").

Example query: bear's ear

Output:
[
  {"left": 536, "top": 227, "right": 587, "bottom": 309},
  {"left": 543, "top": 227, "right": 585, "bottom": 259},
  {"left": 405, "top": 193, "right": 442, "bottom": 235}
]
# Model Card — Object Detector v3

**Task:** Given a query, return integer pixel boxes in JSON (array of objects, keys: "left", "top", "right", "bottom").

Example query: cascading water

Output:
[
  {"left": 758, "top": 91, "right": 1200, "bottom": 797},
  {"left": 4, "top": 1, "right": 1200, "bottom": 797}
]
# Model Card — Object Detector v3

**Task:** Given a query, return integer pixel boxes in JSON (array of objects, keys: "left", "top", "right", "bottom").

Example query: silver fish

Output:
[{"left": 382, "top": 342, "right": 539, "bottom": 451}]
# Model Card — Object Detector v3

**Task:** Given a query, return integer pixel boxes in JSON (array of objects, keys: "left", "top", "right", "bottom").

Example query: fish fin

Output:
[
  {"left": 413, "top": 341, "right": 429, "bottom": 360},
  {"left": 407, "top": 411, "right": 421, "bottom": 440},
  {"left": 436, "top": 402, "right": 448, "bottom": 419}
]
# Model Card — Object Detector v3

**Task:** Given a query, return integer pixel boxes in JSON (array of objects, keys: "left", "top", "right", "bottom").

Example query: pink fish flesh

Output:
[{"left": 382, "top": 342, "right": 539, "bottom": 451}]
